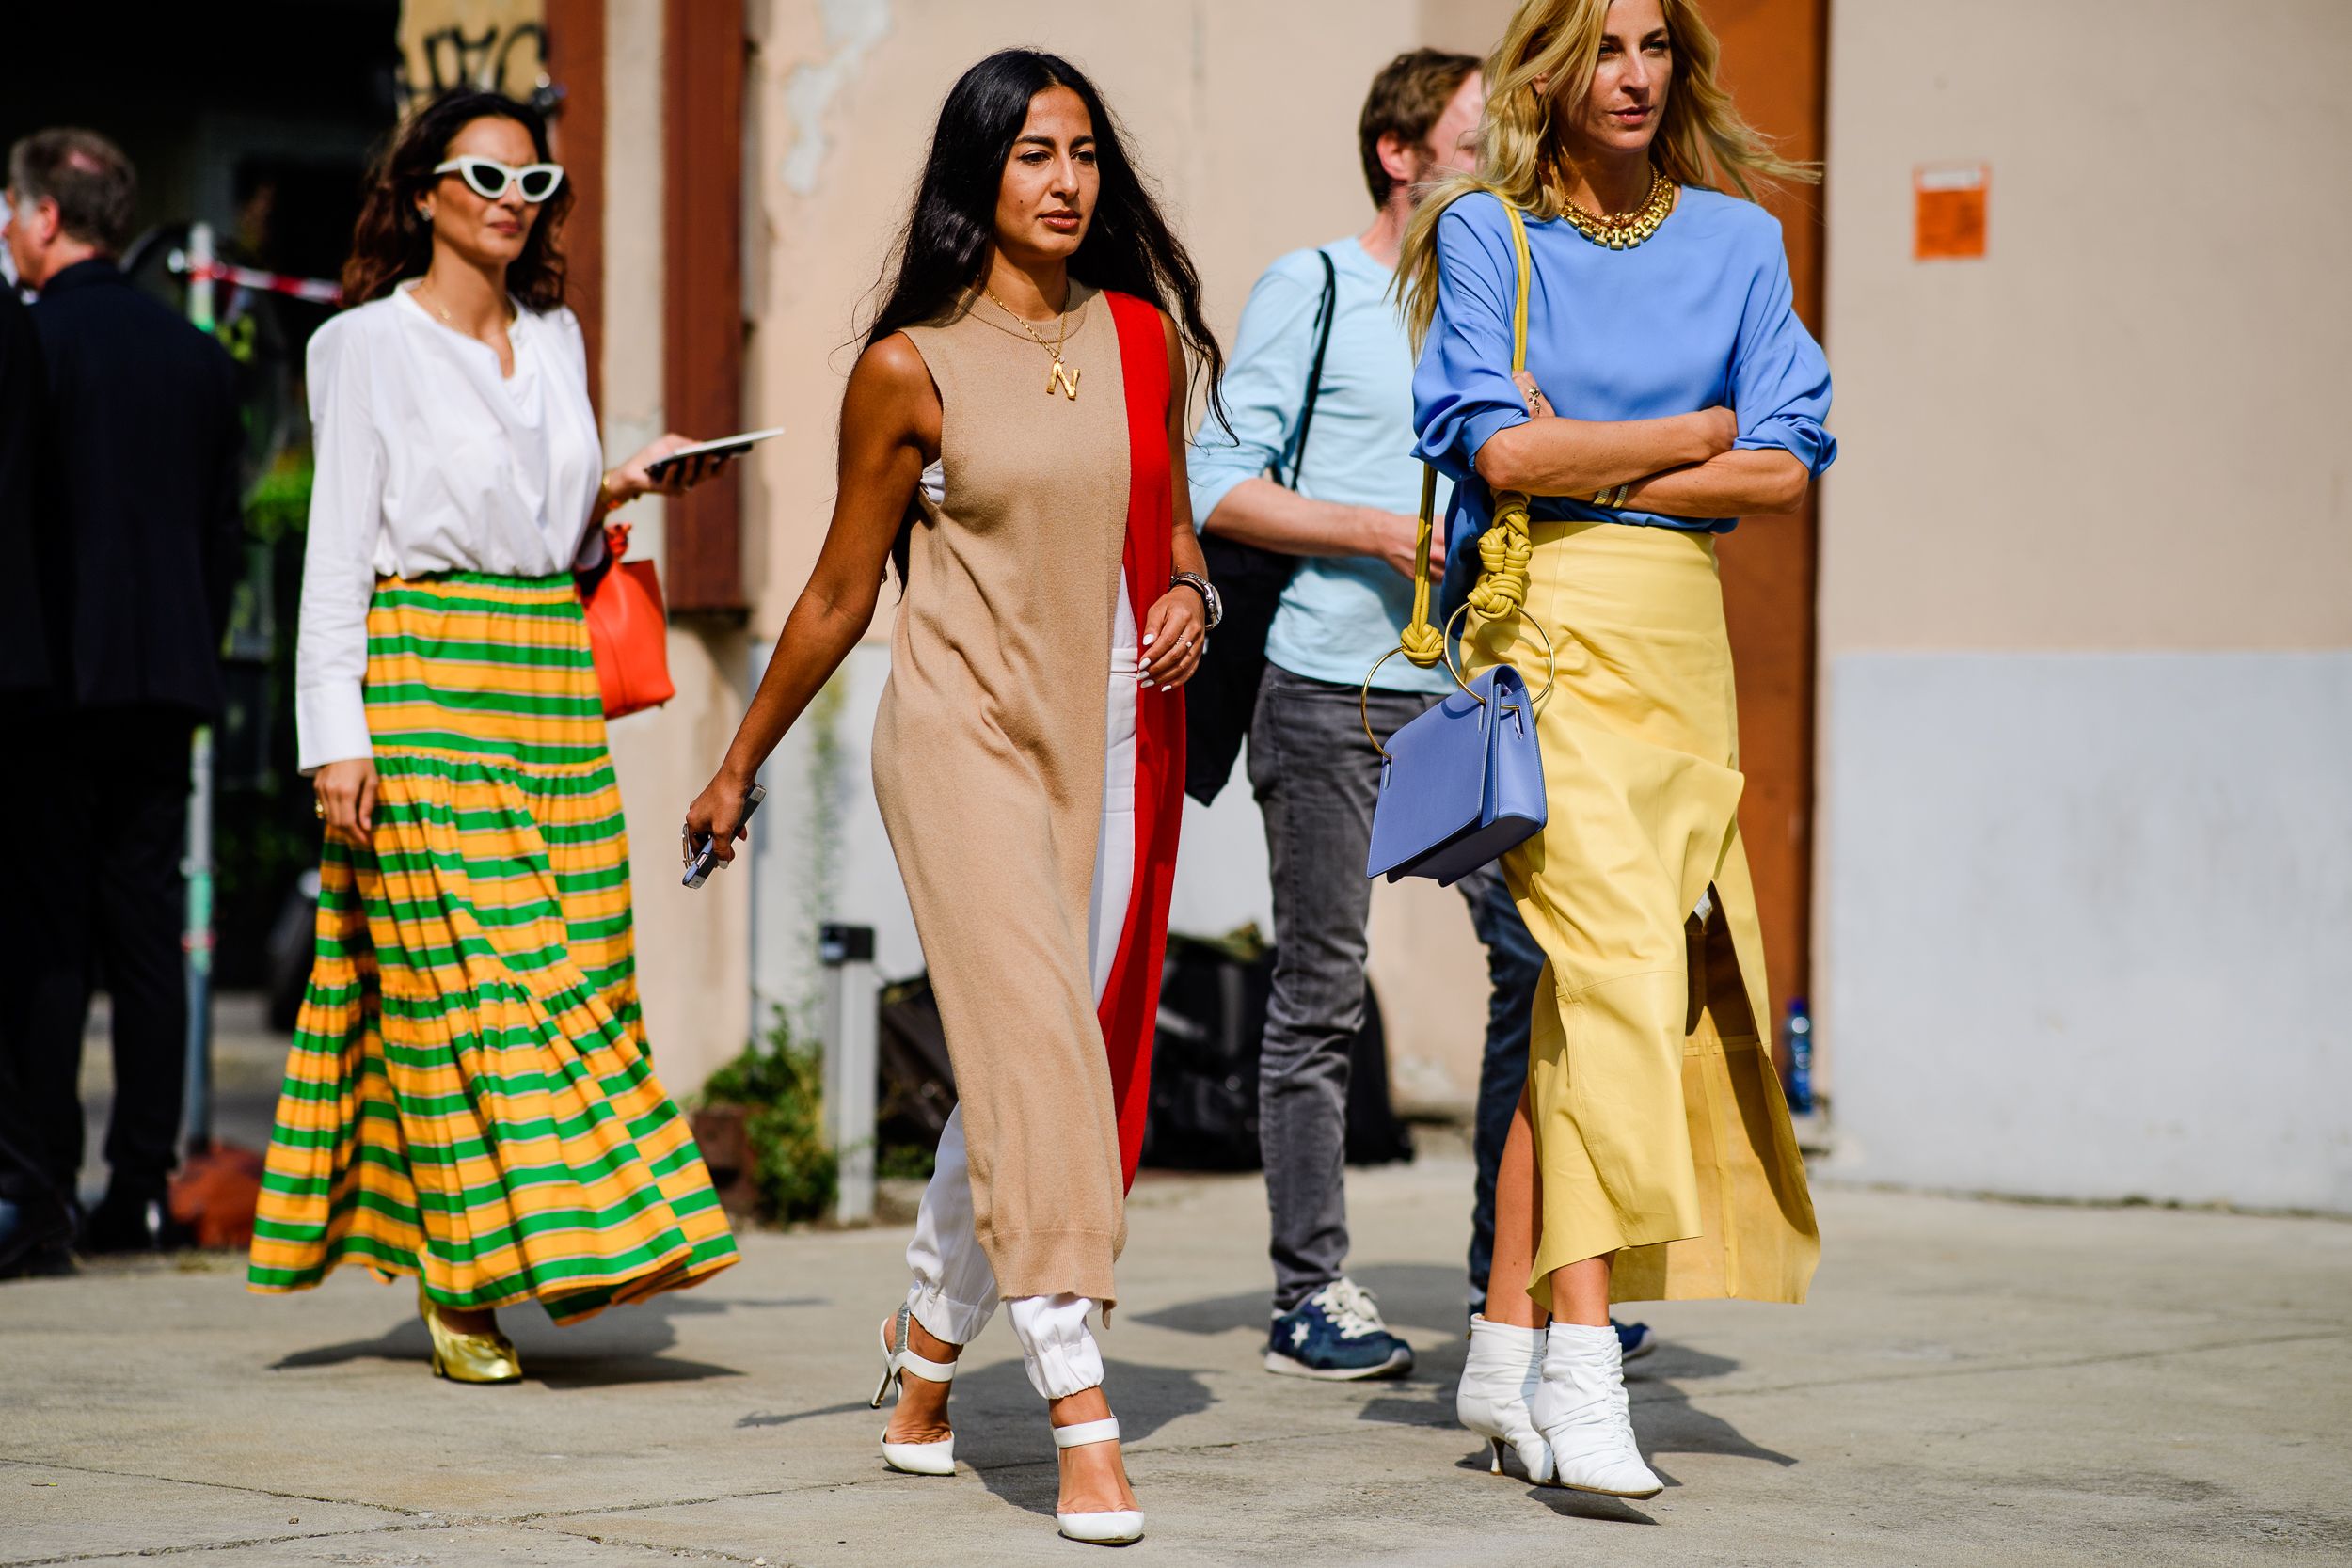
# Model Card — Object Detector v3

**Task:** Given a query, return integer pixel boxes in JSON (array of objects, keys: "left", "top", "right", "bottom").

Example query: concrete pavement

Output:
[{"left": 5, "top": 1149, "right": 2349, "bottom": 1567}]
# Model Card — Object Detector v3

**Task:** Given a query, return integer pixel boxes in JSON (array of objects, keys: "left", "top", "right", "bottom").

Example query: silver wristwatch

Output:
[{"left": 1170, "top": 571, "right": 1222, "bottom": 629}]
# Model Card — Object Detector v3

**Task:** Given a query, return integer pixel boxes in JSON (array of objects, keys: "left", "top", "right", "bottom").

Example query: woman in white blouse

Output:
[{"left": 248, "top": 89, "right": 740, "bottom": 1382}]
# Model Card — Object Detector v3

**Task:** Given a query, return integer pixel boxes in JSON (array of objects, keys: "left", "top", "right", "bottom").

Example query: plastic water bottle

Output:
[{"left": 1781, "top": 998, "right": 1814, "bottom": 1115}]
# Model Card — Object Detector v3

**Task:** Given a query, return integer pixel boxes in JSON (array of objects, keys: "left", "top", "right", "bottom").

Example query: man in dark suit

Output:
[
  {"left": 0, "top": 265, "right": 77, "bottom": 1277},
  {"left": 4, "top": 129, "right": 242, "bottom": 1254}
]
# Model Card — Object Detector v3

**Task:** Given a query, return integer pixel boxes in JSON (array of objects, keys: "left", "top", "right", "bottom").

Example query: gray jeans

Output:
[{"left": 1248, "top": 662, "right": 1506, "bottom": 1311}]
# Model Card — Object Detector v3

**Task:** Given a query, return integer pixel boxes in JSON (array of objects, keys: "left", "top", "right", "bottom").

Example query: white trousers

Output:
[{"left": 905, "top": 582, "right": 1140, "bottom": 1402}]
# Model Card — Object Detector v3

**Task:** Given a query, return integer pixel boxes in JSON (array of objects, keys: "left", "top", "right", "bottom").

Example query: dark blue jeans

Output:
[
  {"left": 1248, "top": 662, "right": 1542, "bottom": 1316},
  {"left": 1464, "top": 866, "right": 1544, "bottom": 1309}
]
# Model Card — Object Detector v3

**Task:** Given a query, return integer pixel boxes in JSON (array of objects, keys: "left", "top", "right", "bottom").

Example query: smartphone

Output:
[
  {"left": 684, "top": 784, "right": 766, "bottom": 889},
  {"left": 646, "top": 427, "right": 784, "bottom": 486}
]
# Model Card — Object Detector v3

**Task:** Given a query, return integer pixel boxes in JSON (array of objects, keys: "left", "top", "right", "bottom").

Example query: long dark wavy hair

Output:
[
  {"left": 342, "top": 88, "right": 573, "bottom": 311},
  {"left": 866, "top": 50, "right": 1226, "bottom": 578}
]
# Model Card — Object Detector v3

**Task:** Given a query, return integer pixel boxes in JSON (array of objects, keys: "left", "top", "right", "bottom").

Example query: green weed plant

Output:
[{"left": 699, "top": 1012, "right": 840, "bottom": 1225}]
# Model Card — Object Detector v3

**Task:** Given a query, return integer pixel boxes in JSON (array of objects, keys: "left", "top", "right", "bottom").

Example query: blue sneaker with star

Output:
[{"left": 1264, "top": 1278, "right": 1414, "bottom": 1380}]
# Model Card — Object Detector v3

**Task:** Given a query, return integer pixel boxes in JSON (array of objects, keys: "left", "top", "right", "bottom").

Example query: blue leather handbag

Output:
[
  {"left": 1365, "top": 660, "right": 1547, "bottom": 886},
  {"left": 1364, "top": 198, "right": 1551, "bottom": 888}
]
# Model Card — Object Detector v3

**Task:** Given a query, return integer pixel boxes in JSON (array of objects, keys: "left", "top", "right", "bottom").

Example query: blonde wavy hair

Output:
[{"left": 1397, "top": 0, "right": 1816, "bottom": 349}]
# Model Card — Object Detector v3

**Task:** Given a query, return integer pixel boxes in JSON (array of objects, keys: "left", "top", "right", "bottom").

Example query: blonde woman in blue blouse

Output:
[{"left": 1400, "top": 0, "right": 1831, "bottom": 1499}]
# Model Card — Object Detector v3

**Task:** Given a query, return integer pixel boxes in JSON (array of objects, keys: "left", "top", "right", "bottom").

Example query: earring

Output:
[{"left": 418, "top": 207, "right": 433, "bottom": 225}]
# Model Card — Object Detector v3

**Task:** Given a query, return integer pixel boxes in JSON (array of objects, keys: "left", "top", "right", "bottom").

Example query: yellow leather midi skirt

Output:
[{"left": 1463, "top": 520, "right": 1820, "bottom": 1310}]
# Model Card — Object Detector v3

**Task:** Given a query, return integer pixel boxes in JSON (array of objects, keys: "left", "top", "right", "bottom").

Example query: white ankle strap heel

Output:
[
  {"left": 872, "top": 1304, "right": 958, "bottom": 1476},
  {"left": 1052, "top": 1418, "right": 1145, "bottom": 1544}
]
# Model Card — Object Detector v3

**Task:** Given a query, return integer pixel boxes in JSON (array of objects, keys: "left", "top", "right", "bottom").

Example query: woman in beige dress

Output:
[{"left": 684, "top": 49, "right": 1222, "bottom": 1546}]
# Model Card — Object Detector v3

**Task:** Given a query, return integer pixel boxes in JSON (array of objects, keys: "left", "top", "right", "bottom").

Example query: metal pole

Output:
[
  {"left": 818, "top": 924, "right": 877, "bottom": 1226},
  {"left": 181, "top": 222, "right": 217, "bottom": 1155}
]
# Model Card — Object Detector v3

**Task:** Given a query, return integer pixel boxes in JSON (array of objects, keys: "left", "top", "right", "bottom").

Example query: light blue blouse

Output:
[{"left": 1412, "top": 187, "right": 1835, "bottom": 545}]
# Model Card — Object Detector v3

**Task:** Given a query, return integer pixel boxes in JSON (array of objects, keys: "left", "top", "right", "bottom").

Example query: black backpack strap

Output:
[{"left": 1282, "top": 249, "right": 1340, "bottom": 490}]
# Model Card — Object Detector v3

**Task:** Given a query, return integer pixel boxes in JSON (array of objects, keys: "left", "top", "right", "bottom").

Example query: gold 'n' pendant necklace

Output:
[{"left": 985, "top": 286, "right": 1081, "bottom": 400}]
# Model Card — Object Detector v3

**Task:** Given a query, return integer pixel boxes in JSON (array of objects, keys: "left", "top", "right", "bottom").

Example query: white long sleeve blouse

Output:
[{"left": 294, "top": 283, "right": 604, "bottom": 771}]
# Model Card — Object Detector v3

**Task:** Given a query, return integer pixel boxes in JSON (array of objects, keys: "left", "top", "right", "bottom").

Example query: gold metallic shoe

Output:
[{"left": 417, "top": 1279, "right": 522, "bottom": 1384}]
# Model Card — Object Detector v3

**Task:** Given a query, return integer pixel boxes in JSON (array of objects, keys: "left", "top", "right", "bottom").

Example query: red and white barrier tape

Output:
[{"left": 175, "top": 258, "right": 342, "bottom": 306}]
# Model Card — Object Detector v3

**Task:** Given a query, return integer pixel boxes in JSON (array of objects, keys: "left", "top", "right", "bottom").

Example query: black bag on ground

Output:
[
  {"left": 1143, "top": 932, "right": 1414, "bottom": 1171},
  {"left": 877, "top": 975, "right": 958, "bottom": 1151},
  {"left": 1184, "top": 250, "right": 1339, "bottom": 805}
]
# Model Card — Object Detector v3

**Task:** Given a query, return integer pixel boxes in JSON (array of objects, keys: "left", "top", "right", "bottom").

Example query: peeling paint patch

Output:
[{"left": 782, "top": 0, "right": 893, "bottom": 197}]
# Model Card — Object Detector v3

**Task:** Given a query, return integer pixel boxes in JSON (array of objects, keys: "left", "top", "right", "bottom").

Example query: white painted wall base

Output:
[{"left": 1825, "top": 652, "right": 2352, "bottom": 1212}]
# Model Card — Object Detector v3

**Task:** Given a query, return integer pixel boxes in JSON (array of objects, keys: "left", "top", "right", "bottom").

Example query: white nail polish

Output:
[{"left": 1142, "top": 633, "right": 1155, "bottom": 647}]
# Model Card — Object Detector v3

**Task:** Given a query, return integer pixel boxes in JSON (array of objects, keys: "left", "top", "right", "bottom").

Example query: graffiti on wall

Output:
[{"left": 396, "top": 0, "right": 548, "bottom": 110}]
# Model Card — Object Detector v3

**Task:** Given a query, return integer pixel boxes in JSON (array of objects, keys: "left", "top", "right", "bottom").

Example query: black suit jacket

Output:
[
  {"left": 0, "top": 286, "right": 49, "bottom": 698},
  {"left": 29, "top": 259, "right": 241, "bottom": 719}
]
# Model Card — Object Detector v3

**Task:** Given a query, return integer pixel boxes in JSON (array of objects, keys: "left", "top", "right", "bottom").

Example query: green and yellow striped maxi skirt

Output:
[{"left": 249, "top": 573, "right": 738, "bottom": 1323}]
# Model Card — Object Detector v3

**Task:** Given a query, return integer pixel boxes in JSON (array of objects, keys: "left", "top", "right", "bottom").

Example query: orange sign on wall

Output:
[{"left": 1915, "top": 164, "right": 1989, "bottom": 261}]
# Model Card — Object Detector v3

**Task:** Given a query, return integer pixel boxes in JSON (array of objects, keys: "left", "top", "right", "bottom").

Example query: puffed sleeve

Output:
[
  {"left": 1411, "top": 194, "right": 1530, "bottom": 483},
  {"left": 545, "top": 307, "right": 611, "bottom": 570},
  {"left": 294, "top": 317, "right": 386, "bottom": 773},
  {"left": 1187, "top": 251, "right": 1325, "bottom": 527},
  {"left": 1730, "top": 232, "right": 1836, "bottom": 476}
]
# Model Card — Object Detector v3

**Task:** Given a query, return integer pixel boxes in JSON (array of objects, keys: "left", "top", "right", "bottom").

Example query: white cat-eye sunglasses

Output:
[{"left": 433, "top": 156, "right": 565, "bottom": 203}]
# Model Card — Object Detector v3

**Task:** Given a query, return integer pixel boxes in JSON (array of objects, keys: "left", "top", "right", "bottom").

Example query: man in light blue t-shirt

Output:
[{"left": 1192, "top": 51, "right": 1596, "bottom": 1382}]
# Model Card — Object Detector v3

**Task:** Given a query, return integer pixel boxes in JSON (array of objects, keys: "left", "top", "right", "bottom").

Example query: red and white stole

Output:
[{"left": 1099, "top": 290, "right": 1187, "bottom": 1190}]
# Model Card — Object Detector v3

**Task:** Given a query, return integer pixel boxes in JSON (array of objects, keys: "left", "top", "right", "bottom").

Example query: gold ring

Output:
[
  {"left": 1444, "top": 600, "right": 1558, "bottom": 710},
  {"left": 313, "top": 798, "right": 326, "bottom": 820}
]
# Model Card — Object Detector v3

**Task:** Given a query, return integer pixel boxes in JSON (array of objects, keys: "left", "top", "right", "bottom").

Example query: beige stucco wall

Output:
[
  {"left": 741, "top": 0, "right": 1434, "bottom": 606},
  {"left": 1820, "top": 0, "right": 2352, "bottom": 657},
  {"left": 634, "top": 0, "right": 2352, "bottom": 1117},
  {"left": 599, "top": 0, "right": 755, "bottom": 1095},
  {"left": 1814, "top": 0, "right": 2352, "bottom": 1119},
  {"left": 717, "top": 0, "right": 1520, "bottom": 1109}
]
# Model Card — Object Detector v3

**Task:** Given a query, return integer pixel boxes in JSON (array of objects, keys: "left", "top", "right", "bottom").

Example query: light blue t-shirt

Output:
[{"left": 1189, "top": 239, "right": 1454, "bottom": 695}]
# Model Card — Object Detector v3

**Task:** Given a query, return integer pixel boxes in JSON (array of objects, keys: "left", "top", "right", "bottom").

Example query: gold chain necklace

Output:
[
  {"left": 1558, "top": 169, "right": 1677, "bottom": 251},
  {"left": 412, "top": 279, "right": 515, "bottom": 356},
  {"left": 984, "top": 287, "right": 1081, "bottom": 400}
]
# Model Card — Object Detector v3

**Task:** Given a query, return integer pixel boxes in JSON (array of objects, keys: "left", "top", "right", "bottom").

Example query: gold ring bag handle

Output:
[{"left": 1361, "top": 198, "right": 1549, "bottom": 758}]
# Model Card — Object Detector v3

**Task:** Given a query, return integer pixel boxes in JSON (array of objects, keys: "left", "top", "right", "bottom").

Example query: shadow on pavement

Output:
[
  {"left": 270, "top": 1286, "right": 749, "bottom": 1386},
  {"left": 950, "top": 1357, "right": 1215, "bottom": 1519},
  {"left": 1636, "top": 1382, "right": 1798, "bottom": 1467},
  {"left": 1530, "top": 1484, "right": 1661, "bottom": 1524},
  {"left": 735, "top": 1399, "right": 876, "bottom": 1430},
  {"left": 1349, "top": 1305, "right": 1795, "bottom": 1472}
]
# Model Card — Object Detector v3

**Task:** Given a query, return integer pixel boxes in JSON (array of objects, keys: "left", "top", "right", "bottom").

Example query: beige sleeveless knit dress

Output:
[{"left": 874, "top": 286, "right": 1139, "bottom": 1307}]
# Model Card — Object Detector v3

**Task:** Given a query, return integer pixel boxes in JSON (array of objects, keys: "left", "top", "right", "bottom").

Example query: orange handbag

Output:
[{"left": 577, "top": 523, "right": 675, "bottom": 720}]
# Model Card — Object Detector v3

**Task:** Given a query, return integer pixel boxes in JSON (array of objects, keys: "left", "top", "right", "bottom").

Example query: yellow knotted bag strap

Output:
[
  {"left": 1361, "top": 199, "right": 1543, "bottom": 752},
  {"left": 1397, "top": 467, "right": 1444, "bottom": 668},
  {"left": 1363, "top": 467, "right": 1445, "bottom": 754},
  {"left": 1463, "top": 202, "right": 1535, "bottom": 634}
]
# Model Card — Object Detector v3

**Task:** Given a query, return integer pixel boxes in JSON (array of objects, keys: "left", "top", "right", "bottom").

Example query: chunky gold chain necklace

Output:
[
  {"left": 984, "top": 287, "right": 1080, "bottom": 400},
  {"left": 1558, "top": 168, "right": 1677, "bottom": 251}
]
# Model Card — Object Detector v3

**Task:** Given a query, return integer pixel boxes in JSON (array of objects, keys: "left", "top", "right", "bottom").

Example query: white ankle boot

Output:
[
  {"left": 1456, "top": 1316, "right": 1554, "bottom": 1484},
  {"left": 1532, "top": 1322, "right": 1663, "bottom": 1498}
]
